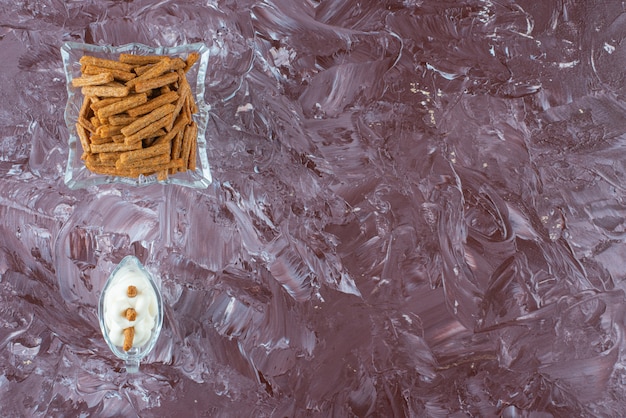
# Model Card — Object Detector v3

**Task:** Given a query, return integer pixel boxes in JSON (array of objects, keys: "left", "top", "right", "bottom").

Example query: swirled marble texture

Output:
[{"left": 1, "top": 0, "right": 626, "bottom": 416}]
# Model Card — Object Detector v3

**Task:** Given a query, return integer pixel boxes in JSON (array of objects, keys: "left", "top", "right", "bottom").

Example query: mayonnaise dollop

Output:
[{"left": 103, "top": 263, "right": 158, "bottom": 349}]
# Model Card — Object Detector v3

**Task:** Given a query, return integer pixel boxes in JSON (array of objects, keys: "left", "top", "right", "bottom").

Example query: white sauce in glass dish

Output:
[{"left": 103, "top": 263, "right": 158, "bottom": 349}]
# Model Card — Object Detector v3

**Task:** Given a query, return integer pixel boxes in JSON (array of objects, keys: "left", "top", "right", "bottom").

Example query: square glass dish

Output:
[{"left": 61, "top": 42, "right": 212, "bottom": 189}]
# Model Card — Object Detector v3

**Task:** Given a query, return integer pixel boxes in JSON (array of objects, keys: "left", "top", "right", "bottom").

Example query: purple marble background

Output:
[{"left": 1, "top": 0, "right": 626, "bottom": 416}]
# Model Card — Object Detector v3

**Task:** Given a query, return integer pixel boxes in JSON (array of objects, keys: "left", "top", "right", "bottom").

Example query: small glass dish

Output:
[
  {"left": 60, "top": 42, "right": 212, "bottom": 189},
  {"left": 98, "top": 255, "right": 163, "bottom": 373}
]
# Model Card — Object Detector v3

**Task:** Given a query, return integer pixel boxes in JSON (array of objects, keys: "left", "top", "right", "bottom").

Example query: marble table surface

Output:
[{"left": 1, "top": 0, "right": 626, "bottom": 416}]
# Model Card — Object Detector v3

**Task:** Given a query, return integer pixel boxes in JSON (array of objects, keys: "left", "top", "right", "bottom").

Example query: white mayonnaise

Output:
[{"left": 103, "top": 263, "right": 158, "bottom": 349}]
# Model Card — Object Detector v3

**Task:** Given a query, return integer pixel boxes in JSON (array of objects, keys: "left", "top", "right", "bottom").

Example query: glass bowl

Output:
[
  {"left": 61, "top": 42, "right": 212, "bottom": 189},
  {"left": 98, "top": 255, "right": 164, "bottom": 373}
]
